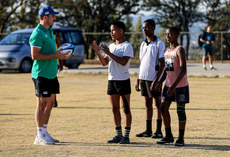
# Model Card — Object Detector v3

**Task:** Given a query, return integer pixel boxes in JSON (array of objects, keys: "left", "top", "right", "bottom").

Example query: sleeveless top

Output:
[{"left": 164, "top": 45, "right": 188, "bottom": 88}]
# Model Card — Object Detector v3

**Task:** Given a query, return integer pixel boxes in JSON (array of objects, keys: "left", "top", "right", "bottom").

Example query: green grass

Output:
[{"left": 0, "top": 73, "right": 230, "bottom": 157}]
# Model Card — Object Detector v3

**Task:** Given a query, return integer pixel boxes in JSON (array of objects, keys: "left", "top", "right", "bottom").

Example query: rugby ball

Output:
[{"left": 58, "top": 43, "right": 75, "bottom": 56}]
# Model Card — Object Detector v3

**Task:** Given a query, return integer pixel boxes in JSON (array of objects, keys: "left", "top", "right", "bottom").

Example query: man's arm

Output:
[{"left": 31, "top": 46, "right": 70, "bottom": 60}]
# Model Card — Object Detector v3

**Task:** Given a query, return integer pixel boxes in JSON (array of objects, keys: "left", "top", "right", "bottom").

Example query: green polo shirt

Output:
[{"left": 29, "top": 24, "right": 58, "bottom": 79}]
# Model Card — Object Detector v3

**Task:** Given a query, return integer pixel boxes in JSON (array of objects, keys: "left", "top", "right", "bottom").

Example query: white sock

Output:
[
  {"left": 210, "top": 64, "right": 213, "bottom": 68},
  {"left": 37, "top": 127, "right": 44, "bottom": 138},
  {"left": 203, "top": 65, "right": 206, "bottom": 68},
  {"left": 43, "top": 124, "right": 48, "bottom": 136}
]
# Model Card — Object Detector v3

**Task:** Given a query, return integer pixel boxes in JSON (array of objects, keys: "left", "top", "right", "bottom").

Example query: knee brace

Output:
[{"left": 177, "top": 106, "right": 186, "bottom": 122}]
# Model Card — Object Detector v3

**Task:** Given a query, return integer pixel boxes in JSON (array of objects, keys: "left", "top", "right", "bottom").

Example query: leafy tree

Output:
[
  {"left": 0, "top": 0, "right": 42, "bottom": 34},
  {"left": 124, "top": 15, "right": 133, "bottom": 42},
  {"left": 48, "top": 0, "right": 140, "bottom": 59},
  {"left": 130, "top": 16, "right": 143, "bottom": 59},
  {"left": 143, "top": 0, "right": 203, "bottom": 59},
  {"left": 0, "top": 0, "right": 27, "bottom": 33},
  {"left": 203, "top": 0, "right": 230, "bottom": 60}
]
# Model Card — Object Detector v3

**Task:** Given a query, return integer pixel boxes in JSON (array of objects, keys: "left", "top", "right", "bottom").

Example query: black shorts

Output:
[
  {"left": 107, "top": 79, "right": 131, "bottom": 95},
  {"left": 32, "top": 76, "right": 60, "bottom": 97},
  {"left": 162, "top": 85, "right": 189, "bottom": 104},
  {"left": 140, "top": 80, "right": 162, "bottom": 98}
]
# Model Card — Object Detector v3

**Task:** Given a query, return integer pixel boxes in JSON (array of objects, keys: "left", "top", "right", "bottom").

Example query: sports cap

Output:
[{"left": 39, "top": 6, "right": 59, "bottom": 17}]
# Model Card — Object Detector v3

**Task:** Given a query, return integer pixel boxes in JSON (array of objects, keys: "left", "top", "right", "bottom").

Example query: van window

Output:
[
  {"left": 0, "top": 33, "right": 31, "bottom": 45},
  {"left": 63, "top": 31, "right": 83, "bottom": 45}
]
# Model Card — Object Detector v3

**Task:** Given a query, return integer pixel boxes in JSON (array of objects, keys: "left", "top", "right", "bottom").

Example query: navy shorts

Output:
[
  {"left": 140, "top": 80, "right": 162, "bottom": 98},
  {"left": 32, "top": 76, "right": 60, "bottom": 97},
  {"left": 107, "top": 79, "right": 131, "bottom": 95},
  {"left": 162, "top": 85, "right": 189, "bottom": 104},
  {"left": 202, "top": 46, "right": 213, "bottom": 56}
]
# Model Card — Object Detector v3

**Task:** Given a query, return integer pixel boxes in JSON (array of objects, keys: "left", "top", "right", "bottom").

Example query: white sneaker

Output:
[
  {"left": 34, "top": 136, "right": 55, "bottom": 145},
  {"left": 46, "top": 134, "right": 59, "bottom": 143}
]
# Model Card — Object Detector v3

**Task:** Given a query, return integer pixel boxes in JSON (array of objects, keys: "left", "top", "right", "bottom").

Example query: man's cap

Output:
[{"left": 39, "top": 6, "right": 59, "bottom": 17}]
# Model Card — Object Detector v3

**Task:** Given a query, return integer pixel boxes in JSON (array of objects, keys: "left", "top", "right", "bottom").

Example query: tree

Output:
[
  {"left": 48, "top": 0, "right": 140, "bottom": 59},
  {"left": 0, "top": 0, "right": 27, "bottom": 33},
  {"left": 203, "top": 0, "right": 230, "bottom": 60},
  {"left": 0, "top": 0, "right": 42, "bottom": 34},
  {"left": 143, "top": 0, "right": 203, "bottom": 59},
  {"left": 124, "top": 15, "right": 133, "bottom": 42},
  {"left": 130, "top": 16, "right": 143, "bottom": 59}
]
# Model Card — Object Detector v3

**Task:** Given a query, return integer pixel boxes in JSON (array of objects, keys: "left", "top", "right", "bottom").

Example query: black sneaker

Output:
[
  {"left": 107, "top": 136, "right": 123, "bottom": 143},
  {"left": 152, "top": 132, "right": 163, "bottom": 138},
  {"left": 157, "top": 136, "right": 174, "bottom": 144},
  {"left": 136, "top": 131, "right": 152, "bottom": 137},
  {"left": 175, "top": 139, "right": 185, "bottom": 146},
  {"left": 120, "top": 137, "right": 130, "bottom": 144}
]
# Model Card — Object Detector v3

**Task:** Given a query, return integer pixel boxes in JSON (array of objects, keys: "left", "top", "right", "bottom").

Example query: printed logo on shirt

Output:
[
  {"left": 165, "top": 55, "right": 175, "bottom": 71},
  {"left": 45, "top": 34, "right": 48, "bottom": 38}
]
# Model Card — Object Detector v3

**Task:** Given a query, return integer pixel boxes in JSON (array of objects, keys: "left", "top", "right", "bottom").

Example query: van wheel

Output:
[{"left": 19, "top": 59, "right": 32, "bottom": 73}]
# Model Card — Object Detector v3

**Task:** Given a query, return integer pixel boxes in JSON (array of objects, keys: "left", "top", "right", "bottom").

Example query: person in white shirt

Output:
[
  {"left": 92, "top": 21, "right": 134, "bottom": 144},
  {"left": 135, "top": 19, "right": 165, "bottom": 138}
]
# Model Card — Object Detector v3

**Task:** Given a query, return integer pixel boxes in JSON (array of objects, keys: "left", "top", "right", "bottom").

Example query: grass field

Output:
[{"left": 0, "top": 72, "right": 230, "bottom": 157}]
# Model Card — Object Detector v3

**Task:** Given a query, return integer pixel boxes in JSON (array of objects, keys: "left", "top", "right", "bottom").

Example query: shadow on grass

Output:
[
  {"left": 0, "top": 113, "right": 30, "bottom": 116},
  {"left": 55, "top": 141, "right": 230, "bottom": 151},
  {"left": 55, "top": 141, "right": 156, "bottom": 148},
  {"left": 57, "top": 106, "right": 230, "bottom": 111},
  {"left": 184, "top": 144, "right": 230, "bottom": 151}
]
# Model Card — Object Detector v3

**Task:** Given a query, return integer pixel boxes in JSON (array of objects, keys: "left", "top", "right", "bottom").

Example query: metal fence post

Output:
[{"left": 221, "top": 32, "right": 223, "bottom": 63}]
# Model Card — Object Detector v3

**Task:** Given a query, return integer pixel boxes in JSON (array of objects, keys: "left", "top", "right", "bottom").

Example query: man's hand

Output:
[
  {"left": 135, "top": 79, "right": 140, "bottom": 92},
  {"left": 56, "top": 48, "right": 72, "bottom": 60}
]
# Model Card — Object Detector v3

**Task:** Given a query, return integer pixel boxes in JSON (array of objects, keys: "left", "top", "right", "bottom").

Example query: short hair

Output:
[
  {"left": 144, "top": 19, "right": 156, "bottom": 28},
  {"left": 111, "top": 21, "right": 126, "bottom": 33},
  {"left": 169, "top": 27, "right": 180, "bottom": 35}
]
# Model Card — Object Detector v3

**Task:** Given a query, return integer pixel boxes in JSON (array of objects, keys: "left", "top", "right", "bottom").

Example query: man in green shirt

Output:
[{"left": 30, "top": 6, "right": 70, "bottom": 145}]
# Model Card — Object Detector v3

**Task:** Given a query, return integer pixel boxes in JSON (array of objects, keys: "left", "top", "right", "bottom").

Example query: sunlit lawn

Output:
[{"left": 0, "top": 72, "right": 230, "bottom": 157}]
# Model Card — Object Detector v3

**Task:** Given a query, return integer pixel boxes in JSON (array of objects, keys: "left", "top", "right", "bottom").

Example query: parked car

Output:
[{"left": 0, "top": 28, "right": 85, "bottom": 73}]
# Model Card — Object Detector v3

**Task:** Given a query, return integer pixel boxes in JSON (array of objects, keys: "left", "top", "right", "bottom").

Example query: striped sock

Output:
[
  {"left": 116, "top": 127, "right": 122, "bottom": 137},
  {"left": 124, "top": 127, "right": 131, "bottom": 138}
]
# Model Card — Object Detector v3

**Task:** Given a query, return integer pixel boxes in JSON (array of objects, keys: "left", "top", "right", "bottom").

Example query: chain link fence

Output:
[
  {"left": 1, "top": 31, "right": 229, "bottom": 62},
  {"left": 82, "top": 31, "right": 230, "bottom": 62}
]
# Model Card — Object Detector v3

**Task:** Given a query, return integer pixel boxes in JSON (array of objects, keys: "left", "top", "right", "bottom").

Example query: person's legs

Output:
[
  {"left": 136, "top": 80, "right": 153, "bottom": 137},
  {"left": 157, "top": 101, "right": 174, "bottom": 144},
  {"left": 202, "top": 56, "right": 207, "bottom": 70},
  {"left": 34, "top": 95, "right": 55, "bottom": 145},
  {"left": 121, "top": 94, "right": 131, "bottom": 127},
  {"left": 109, "top": 94, "right": 121, "bottom": 127},
  {"left": 43, "top": 94, "right": 55, "bottom": 125},
  {"left": 202, "top": 47, "right": 207, "bottom": 70},
  {"left": 209, "top": 55, "right": 214, "bottom": 69},
  {"left": 175, "top": 104, "right": 186, "bottom": 146},
  {"left": 107, "top": 94, "right": 123, "bottom": 143},
  {"left": 152, "top": 96, "right": 163, "bottom": 138},
  {"left": 120, "top": 94, "right": 132, "bottom": 144}
]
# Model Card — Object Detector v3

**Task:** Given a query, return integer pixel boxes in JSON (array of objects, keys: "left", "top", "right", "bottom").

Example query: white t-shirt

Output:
[
  {"left": 138, "top": 38, "right": 165, "bottom": 81},
  {"left": 108, "top": 41, "right": 134, "bottom": 80}
]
